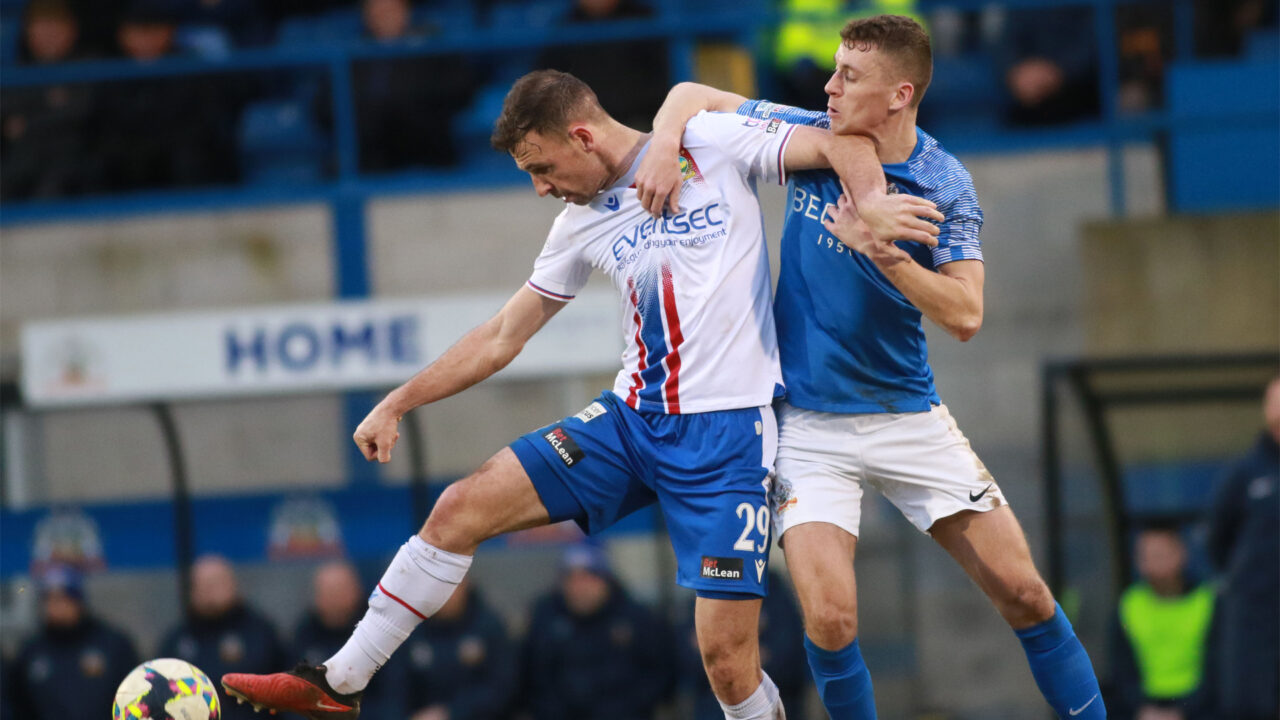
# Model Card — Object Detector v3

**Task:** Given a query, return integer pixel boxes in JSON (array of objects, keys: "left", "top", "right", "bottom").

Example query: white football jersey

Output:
[{"left": 526, "top": 111, "right": 800, "bottom": 414}]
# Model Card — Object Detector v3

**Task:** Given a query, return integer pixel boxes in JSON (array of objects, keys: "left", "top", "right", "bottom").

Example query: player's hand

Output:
[
  {"left": 823, "top": 194, "right": 913, "bottom": 267},
  {"left": 353, "top": 404, "right": 401, "bottom": 463},
  {"left": 850, "top": 186, "right": 943, "bottom": 246},
  {"left": 634, "top": 138, "right": 682, "bottom": 217}
]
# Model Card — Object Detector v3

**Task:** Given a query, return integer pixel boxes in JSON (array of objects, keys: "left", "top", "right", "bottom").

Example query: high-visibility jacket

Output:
[{"left": 1118, "top": 583, "right": 1215, "bottom": 700}]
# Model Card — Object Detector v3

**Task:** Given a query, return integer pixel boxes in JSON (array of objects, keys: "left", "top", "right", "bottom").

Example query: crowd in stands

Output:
[
  {"left": 2, "top": 0, "right": 1276, "bottom": 203},
  {"left": 2, "top": 543, "right": 810, "bottom": 720},
  {"left": 10, "top": 378, "right": 1277, "bottom": 720}
]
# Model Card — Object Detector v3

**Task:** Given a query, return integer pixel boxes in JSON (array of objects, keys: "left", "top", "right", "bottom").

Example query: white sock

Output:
[
  {"left": 323, "top": 536, "right": 472, "bottom": 693},
  {"left": 720, "top": 671, "right": 784, "bottom": 720}
]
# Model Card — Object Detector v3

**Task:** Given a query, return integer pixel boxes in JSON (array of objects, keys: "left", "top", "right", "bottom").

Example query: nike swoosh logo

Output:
[
  {"left": 969, "top": 483, "right": 993, "bottom": 502},
  {"left": 1068, "top": 693, "right": 1099, "bottom": 716}
]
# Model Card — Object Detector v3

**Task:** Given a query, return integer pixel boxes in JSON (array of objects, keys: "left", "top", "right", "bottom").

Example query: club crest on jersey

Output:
[
  {"left": 678, "top": 148, "right": 704, "bottom": 185},
  {"left": 701, "top": 556, "right": 743, "bottom": 581},
  {"left": 887, "top": 182, "right": 900, "bottom": 195}
]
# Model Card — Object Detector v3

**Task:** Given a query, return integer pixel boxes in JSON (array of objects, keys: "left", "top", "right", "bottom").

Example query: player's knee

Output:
[
  {"left": 996, "top": 577, "right": 1055, "bottom": 627},
  {"left": 420, "top": 480, "right": 484, "bottom": 553},
  {"left": 699, "top": 638, "right": 753, "bottom": 698},
  {"left": 804, "top": 602, "right": 859, "bottom": 649}
]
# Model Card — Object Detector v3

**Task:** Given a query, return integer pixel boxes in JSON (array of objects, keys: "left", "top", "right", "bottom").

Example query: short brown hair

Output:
[
  {"left": 491, "top": 70, "right": 606, "bottom": 153},
  {"left": 840, "top": 15, "right": 932, "bottom": 107}
]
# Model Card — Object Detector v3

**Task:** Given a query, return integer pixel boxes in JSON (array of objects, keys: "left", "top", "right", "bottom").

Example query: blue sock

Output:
[
  {"left": 804, "top": 635, "right": 876, "bottom": 720},
  {"left": 1015, "top": 603, "right": 1105, "bottom": 719}
]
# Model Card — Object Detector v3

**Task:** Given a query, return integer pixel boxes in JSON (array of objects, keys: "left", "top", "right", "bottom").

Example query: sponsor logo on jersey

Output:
[
  {"left": 603, "top": 195, "right": 620, "bottom": 211},
  {"left": 542, "top": 426, "right": 585, "bottom": 467},
  {"left": 573, "top": 401, "right": 608, "bottom": 423},
  {"left": 701, "top": 556, "right": 744, "bottom": 580},
  {"left": 755, "top": 558, "right": 766, "bottom": 583},
  {"left": 610, "top": 202, "right": 725, "bottom": 264},
  {"left": 765, "top": 117, "right": 781, "bottom": 134}
]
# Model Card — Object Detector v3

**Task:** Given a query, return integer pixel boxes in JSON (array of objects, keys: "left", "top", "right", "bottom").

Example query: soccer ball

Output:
[{"left": 113, "top": 658, "right": 221, "bottom": 720}]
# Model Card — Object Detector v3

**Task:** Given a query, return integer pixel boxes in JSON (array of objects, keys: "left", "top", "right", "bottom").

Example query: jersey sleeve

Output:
[
  {"left": 526, "top": 213, "right": 591, "bottom": 301},
  {"left": 685, "top": 110, "right": 799, "bottom": 186},
  {"left": 736, "top": 99, "right": 832, "bottom": 129},
  {"left": 930, "top": 175, "right": 985, "bottom": 266}
]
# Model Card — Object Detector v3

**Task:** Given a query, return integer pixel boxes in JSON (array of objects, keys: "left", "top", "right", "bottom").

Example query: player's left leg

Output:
[
  {"left": 695, "top": 595, "right": 785, "bottom": 718},
  {"left": 865, "top": 403, "right": 1104, "bottom": 719},
  {"left": 929, "top": 507, "right": 1105, "bottom": 720},
  {"left": 655, "top": 404, "right": 783, "bottom": 719}
]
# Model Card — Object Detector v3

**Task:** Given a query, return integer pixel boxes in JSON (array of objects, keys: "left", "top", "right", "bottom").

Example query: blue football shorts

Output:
[{"left": 510, "top": 391, "right": 777, "bottom": 598}]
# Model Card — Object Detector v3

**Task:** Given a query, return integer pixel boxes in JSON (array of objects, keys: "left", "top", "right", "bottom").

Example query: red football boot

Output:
[{"left": 221, "top": 663, "right": 362, "bottom": 720}]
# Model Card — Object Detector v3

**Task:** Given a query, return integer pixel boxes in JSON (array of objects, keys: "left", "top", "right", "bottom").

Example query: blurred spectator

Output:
[
  {"left": 1, "top": 0, "right": 99, "bottom": 201},
  {"left": 7, "top": 565, "right": 141, "bottom": 720},
  {"left": 679, "top": 571, "right": 808, "bottom": 720},
  {"left": 1195, "top": 0, "right": 1279, "bottom": 57},
  {"left": 177, "top": 0, "right": 271, "bottom": 49},
  {"left": 18, "top": 0, "right": 87, "bottom": 64},
  {"left": 292, "top": 561, "right": 407, "bottom": 720},
  {"left": 159, "top": 555, "right": 286, "bottom": 720},
  {"left": 535, "top": 0, "right": 669, "bottom": 130},
  {"left": 402, "top": 576, "right": 517, "bottom": 720},
  {"left": 999, "top": 7, "right": 1100, "bottom": 125},
  {"left": 92, "top": 2, "right": 240, "bottom": 192},
  {"left": 520, "top": 543, "right": 676, "bottom": 720},
  {"left": 1107, "top": 522, "right": 1214, "bottom": 720},
  {"left": 1117, "top": 4, "right": 1174, "bottom": 113},
  {"left": 773, "top": 0, "right": 924, "bottom": 110},
  {"left": 1201, "top": 376, "right": 1280, "bottom": 720},
  {"left": 352, "top": 0, "right": 478, "bottom": 171}
]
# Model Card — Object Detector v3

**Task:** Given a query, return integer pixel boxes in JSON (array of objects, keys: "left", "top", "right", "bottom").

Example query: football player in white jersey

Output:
[
  {"left": 636, "top": 15, "right": 1106, "bottom": 720},
  {"left": 221, "top": 70, "right": 939, "bottom": 720}
]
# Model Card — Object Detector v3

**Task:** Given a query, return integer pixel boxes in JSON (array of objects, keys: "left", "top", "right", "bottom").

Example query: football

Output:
[{"left": 113, "top": 658, "right": 221, "bottom": 720}]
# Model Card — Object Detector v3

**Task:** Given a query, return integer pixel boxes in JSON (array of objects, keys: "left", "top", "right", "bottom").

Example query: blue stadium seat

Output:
[
  {"left": 238, "top": 99, "right": 327, "bottom": 184},
  {"left": 276, "top": 8, "right": 363, "bottom": 47},
  {"left": 0, "top": 18, "right": 17, "bottom": 65},
  {"left": 1167, "top": 58, "right": 1280, "bottom": 212},
  {"left": 486, "top": 0, "right": 570, "bottom": 30},
  {"left": 1246, "top": 29, "right": 1279, "bottom": 60},
  {"left": 176, "top": 25, "right": 232, "bottom": 60},
  {"left": 452, "top": 81, "right": 519, "bottom": 168},
  {"left": 917, "top": 53, "right": 1004, "bottom": 135}
]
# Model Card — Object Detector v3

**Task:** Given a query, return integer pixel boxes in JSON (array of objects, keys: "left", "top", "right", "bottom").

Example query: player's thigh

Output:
[
  {"left": 773, "top": 403, "right": 866, "bottom": 541},
  {"left": 421, "top": 447, "right": 550, "bottom": 551},
  {"left": 863, "top": 404, "right": 1008, "bottom": 533},
  {"left": 781, "top": 522, "right": 858, "bottom": 637},
  {"left": 508, "top": 392, "right": 655, "bottom": 534},
  {"left": 694, "top": 594, "right": 764, "bottom": 664},
  {"left": 929, "top": 506, "right": 1054, "bottom": 627},
  {"left": 655, "top": 406, "right": 776, "bottom": 597}
]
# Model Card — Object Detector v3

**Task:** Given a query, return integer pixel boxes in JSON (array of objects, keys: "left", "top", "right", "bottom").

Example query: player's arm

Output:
[
  {"left": 823, "top": 195, "right": 984, "bottom": 341},
  {"left": 354, "top": 287, "right": 566, "bottom": 462},
  {"left": 782, "top": 126, "right": 943, "bottom": 247},
  {"left": 637, "top": 82, "right": 749, "bottom": 216}
]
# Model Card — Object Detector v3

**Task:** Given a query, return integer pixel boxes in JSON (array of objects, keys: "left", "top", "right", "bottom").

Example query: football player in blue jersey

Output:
[{"left": 637, "top": 14, "right": 1105, "bottom": 720}]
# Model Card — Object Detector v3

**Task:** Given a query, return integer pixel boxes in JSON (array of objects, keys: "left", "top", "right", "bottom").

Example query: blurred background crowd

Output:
[{"left": 2, "top": 0, "right": 1276, "bottom": 200}]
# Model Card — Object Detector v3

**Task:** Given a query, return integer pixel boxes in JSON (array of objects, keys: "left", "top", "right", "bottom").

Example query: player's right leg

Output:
[
  {"left": 772, "top": 403, "right": 878, "bottom": 720},
  {"left": 222, "top": 448, "right": 552, "bottom": 719}
]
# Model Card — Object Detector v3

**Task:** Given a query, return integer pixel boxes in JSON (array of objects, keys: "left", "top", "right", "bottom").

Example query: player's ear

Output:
[
  {"left": 567, "top": 124, "right": 593, "bottom": 153},
  {"left": 890, "top": 82, "right": 914, "bottom": 112}
]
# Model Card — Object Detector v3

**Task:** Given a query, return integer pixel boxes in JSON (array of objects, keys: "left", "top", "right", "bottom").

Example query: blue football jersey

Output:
[{"left": 737, "top": 100, "right": 984, "bottom": 413}]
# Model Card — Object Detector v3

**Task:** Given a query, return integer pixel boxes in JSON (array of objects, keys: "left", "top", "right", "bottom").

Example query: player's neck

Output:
[
  {"left": 872, "top": 114, "right": 918, "bottom": 164},
  {"left": 598, "top": 123, "right": 648, "bottom": 188}
]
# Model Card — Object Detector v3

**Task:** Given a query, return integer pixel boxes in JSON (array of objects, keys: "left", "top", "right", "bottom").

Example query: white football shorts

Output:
[{"left": 771, "top": 401, "right": 1007, "bottom": 539}]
